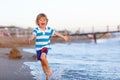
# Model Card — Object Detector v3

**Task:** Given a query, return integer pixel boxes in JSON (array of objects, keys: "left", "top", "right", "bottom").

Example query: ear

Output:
[{"left": 46, "top": 19, "right": 48, "bottom": 24}]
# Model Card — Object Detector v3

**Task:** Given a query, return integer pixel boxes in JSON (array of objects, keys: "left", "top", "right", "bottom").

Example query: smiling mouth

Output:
[{"left": 41, "top": 23, "right": 45, "bottom": 25}]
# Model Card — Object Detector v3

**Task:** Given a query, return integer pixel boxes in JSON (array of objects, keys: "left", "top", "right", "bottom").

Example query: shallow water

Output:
[{"left": 23, "top": 35, "right": 120, "bottom": 80}]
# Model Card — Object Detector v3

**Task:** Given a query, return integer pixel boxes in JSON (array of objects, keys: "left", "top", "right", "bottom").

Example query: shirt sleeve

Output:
[
  {"left": 49, "top": 27, "right": 55, "bottom": 36},
  {"left": 32, "top": 28, "right": 38, "bottom": 36}
]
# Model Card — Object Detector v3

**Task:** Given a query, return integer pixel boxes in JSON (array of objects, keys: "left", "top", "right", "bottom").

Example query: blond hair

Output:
[{"left": 36, "top": 13, "right": 48, "bottom": 25}]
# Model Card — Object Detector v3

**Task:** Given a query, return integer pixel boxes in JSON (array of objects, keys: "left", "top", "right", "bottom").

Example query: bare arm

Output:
[
  {"left": 54, "top": 32, "right": 69, "bottom": 42},
  {"left": 28, "top": 34, "right": 35, "bottom": 44}
]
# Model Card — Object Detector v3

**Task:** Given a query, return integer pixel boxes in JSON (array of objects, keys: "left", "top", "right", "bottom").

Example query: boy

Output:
[{"left": 29, "top": 13, "right": 69, "bottom": 80}]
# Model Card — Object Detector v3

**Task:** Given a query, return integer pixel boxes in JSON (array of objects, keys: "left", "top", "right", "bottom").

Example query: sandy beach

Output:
[{"left": 0, "top": 47, "right": 35, "bottom": 80}]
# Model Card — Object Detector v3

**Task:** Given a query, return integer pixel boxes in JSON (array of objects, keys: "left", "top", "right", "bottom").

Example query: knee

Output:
[
  {"left": 41, "top": 56, "right": 45, "bottom": 61},
  {"left": 41, "top": 55, "right": 46, "bottom": 61},
  {"left": 40, "top": 53, "right": 47, "bottom": 61}
]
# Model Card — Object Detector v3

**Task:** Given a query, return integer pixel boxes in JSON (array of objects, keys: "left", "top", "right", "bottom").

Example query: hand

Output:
[
  {"left": 28, "top": 39, "right": 31, "bottom": 44},
  {"left": 63, "top": 36, "right": 70, "bottom": 42},
  {"left": 28, "top": 34, "right": 35, "bottom": 44}
]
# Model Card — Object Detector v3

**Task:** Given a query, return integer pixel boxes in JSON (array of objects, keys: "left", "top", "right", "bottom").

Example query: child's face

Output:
[{"left": 38, "top": 17, "right": 47, "bottom": 28}]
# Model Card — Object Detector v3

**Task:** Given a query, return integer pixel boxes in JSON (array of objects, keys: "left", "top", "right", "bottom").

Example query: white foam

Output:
[{"left": 24, "top": 61, "right": 66, "bottom": 80}]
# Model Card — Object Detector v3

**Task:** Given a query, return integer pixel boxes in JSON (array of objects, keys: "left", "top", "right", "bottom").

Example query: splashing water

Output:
[{"left": 24, "top": 61, "right": 67, "bottom": 80}]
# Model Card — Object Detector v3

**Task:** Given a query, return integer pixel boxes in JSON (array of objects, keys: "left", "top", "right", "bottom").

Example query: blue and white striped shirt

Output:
[{"left": 32, "top": 26, "right": 55, "bottom": 51}]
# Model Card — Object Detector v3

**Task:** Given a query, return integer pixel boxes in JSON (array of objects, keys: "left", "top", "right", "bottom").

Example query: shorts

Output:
[{"left": 36, "top": 48, "right": 48, "bottom": 60}]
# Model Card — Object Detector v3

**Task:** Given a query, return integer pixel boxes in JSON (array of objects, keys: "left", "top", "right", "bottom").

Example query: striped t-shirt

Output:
[{"left": 32, "top": 26, "right": 55, "bottom": 51}]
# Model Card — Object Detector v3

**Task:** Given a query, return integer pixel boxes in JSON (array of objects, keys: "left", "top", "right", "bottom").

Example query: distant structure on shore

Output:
[
  {"left": 0, "top": 26, "right": 71, "bottom": 37},
  {"left": 0, "top": 26, "right": 32, "bottom": 37},
  {"left": 0, "top": 25, "right": 119, "bottom": 44}
]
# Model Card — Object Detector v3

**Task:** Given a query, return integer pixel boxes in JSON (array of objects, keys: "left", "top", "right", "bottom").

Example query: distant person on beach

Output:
[
  {"left": 29, "top": 13, "right": 69, "bottom": 80},
  {"left": 1, "top": 28, "right": 9, "bottom": 37},
  {"left": 88, "top": 33, "right": 97, "bottom": 44},
  {"left": 93, "top": 33, "right": 97, "bottom": 44}
]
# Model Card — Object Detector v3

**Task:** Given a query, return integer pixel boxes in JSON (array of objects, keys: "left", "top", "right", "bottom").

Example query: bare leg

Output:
[
  {"left": 41, "top": 61, "right": 49, "bottom": 80},
  {"left": 41, "top": 61, "right": 47, "bottom": 74},
  {"left": 41, "top": 53, "right": 52, "bottom": 79}
]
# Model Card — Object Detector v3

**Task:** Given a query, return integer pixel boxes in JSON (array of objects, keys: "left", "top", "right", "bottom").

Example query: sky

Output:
[{"left": 0, "top": 0, "right": 120, "bottom": 32}]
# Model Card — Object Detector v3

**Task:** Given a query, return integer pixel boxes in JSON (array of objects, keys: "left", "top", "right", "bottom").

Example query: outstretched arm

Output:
[
  {"left": 54, "top": 32, "right": 69, "bottom": 42},
  {"left": 28, "top": 34, "right": 35, "bottom": 44}
]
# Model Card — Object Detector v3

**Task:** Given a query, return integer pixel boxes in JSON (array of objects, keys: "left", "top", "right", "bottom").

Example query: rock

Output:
[{"left": 9, "top": 47, "right": 22, "bottom": 59}]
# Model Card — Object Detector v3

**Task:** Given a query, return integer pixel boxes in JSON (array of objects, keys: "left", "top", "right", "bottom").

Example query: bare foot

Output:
[
  {"left": 45, "top": 72, "right": 52, "bottom": 80},
  {"left": 47, "top": 71, "right": 53, "bottom": 76}
]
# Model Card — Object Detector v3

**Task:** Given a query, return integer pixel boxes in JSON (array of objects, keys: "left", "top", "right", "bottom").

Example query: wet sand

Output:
[{"left": 0, "top": 48, "right": 35, "bottom": 80}]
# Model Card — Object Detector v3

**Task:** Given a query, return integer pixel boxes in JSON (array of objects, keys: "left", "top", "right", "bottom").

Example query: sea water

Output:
[{"left": 23, "top": 34, "right": 120, "bottom": 80}]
